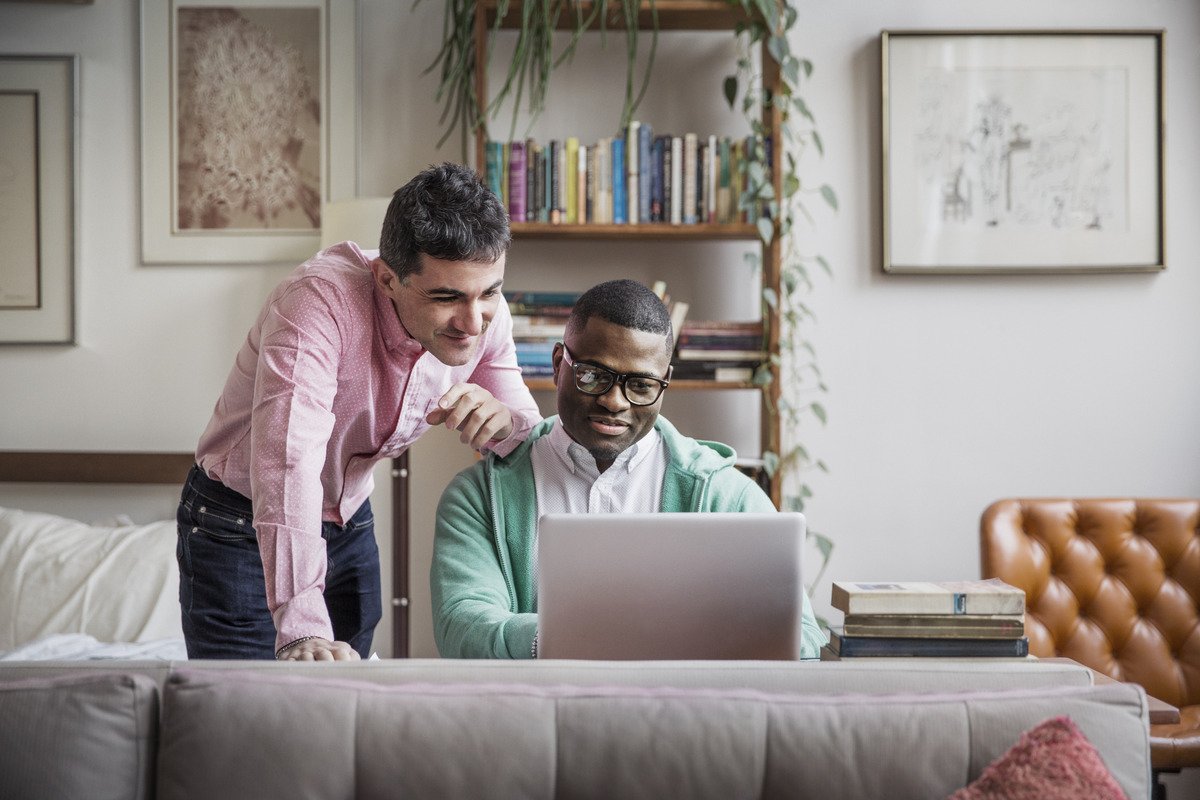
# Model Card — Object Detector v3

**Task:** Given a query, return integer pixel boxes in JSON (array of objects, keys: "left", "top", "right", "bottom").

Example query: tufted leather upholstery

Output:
[{"left": 981, "top": 498, "right": 1200, "bottom": 770}]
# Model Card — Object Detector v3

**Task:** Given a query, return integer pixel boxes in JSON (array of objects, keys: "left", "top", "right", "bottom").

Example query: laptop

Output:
[{"left": 536, "top": 512, "right": 807, "bottom": 660}]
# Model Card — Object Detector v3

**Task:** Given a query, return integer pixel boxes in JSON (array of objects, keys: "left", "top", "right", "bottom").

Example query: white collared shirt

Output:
[{"left": 529, "top": 419, "right": 666, "bottom": 592}]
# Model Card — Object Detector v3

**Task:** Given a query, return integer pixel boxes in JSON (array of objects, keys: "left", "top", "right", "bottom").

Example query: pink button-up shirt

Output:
[{"left": 195, "top": 241, "right": 541, "bottom": 652}]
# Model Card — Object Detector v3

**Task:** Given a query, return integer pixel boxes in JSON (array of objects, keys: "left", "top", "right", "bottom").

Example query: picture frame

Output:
[
  {"left": 0, "top": 55, "right": 77, "bottom": 344},
  {"left": 881, "top": 30, "right": 1164, "bottom": 274},
  {"left": 140, "top": 0, "right": 357, "bottom": 264}
]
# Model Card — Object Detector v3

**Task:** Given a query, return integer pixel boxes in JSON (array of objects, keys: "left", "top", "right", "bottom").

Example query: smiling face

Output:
[
  {"left": 552, "top": 316, "right": 672, "bottom": 472},
  {"left": 372, "top": 253, "right": 505, "bottom": 366}
]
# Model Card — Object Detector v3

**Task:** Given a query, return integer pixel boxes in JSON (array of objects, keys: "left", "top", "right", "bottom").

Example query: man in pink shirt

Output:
[{"left": 178, "top": 163, "right": 541, "bottom": 661}]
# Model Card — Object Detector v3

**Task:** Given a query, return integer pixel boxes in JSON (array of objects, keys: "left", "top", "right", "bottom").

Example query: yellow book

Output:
[{"left": 565, "top": 137, "right": 579, "bottom": 224}]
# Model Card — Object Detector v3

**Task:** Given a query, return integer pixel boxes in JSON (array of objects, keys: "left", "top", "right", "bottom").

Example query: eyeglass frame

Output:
[{"left": 557, "top": 343, "right": 672, "bottom": 406}]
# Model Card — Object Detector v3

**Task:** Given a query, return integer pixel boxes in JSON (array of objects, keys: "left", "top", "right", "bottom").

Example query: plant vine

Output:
[
  {"left": 417, "top": 0, "right": 837, "bottom": 605},
  {"left": 725, "top": 0, "right": 837, "bottom": 595}
]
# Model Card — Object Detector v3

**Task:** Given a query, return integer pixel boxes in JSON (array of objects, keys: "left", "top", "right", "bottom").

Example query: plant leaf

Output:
[
  {"left": 816, "top": 255, "right": 832, "bottom": 277},
  {"left": 757, "top": 216, "right": 774, "bottom": 245},
  {"left": 723, "top": 75, "right": 738, "bottom": 109},
  {"left": 810, "top": 402, "right": 828, "bottom": 424},
  {"left": 819, "top": 184, "right": 838, "bottom": 211}
]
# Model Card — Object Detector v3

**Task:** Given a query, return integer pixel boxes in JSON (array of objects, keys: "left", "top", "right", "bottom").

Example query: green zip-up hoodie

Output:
[{"left": 431, "top": 415, "right": 825, "bottom": 659}]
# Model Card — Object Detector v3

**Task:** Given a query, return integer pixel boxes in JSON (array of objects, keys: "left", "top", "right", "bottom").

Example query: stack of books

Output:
[
  {"left": 823, "top": 579, "right": 1029, "bottom": 659},
  {"left": 671, "top": 320, "right": 765, "bottom": 382},
  {"left": 506, "top": 291, "right": 579, "bottom": 377},
  {"left": 485, "top": 125, "right": 771, "bottom": 227}
]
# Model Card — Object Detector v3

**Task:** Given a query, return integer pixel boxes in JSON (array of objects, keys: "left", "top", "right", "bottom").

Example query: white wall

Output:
[{"left": 2, "top": 0, "right": 1197, "bottom": 669}]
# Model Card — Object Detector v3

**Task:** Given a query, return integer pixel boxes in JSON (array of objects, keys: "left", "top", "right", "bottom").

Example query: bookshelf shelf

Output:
[
  {"left": 523, "top": 378, "right": 759, "bottom": 393},
  {"left": 484, "top": 1, "right": 754, "bottom": 32},
  {"left": 510, "top": 222, "right": 758, "bottom": 241},
  {"left": 474, "top": 0, "right": 784, "bottom": 504}
]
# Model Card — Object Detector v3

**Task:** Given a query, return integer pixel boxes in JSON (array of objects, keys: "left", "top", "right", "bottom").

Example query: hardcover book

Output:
[
  {"left": 828, "top": 628, "right": 1030, "bottom": 658},
  {"left": 840, "top": 613, "right": 1026, "bottom": 639},
  {"left": 626, "top": 121, "right": 640, "bottom": 225},
  {"left": 831, "top": 579, "right": 1025, "bottom": 616},
  {"left": 612, "top": 135, "right": 627, "bottom": 225},
  {"left": 507, "top": 141, "right": 526, "bottom": 222}
]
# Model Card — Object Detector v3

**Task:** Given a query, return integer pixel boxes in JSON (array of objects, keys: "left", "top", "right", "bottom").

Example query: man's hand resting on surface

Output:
[
  {"left": 277, "top": 638, "right": 361, "bottom": 662},
  {"left": 426, "top": 382, "right": 514, "bottom": 450}
]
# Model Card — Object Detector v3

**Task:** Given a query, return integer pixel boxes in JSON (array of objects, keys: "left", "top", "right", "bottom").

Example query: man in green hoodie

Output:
[{"left": 431, "top": 279, "right": 825, "bottom": 659}]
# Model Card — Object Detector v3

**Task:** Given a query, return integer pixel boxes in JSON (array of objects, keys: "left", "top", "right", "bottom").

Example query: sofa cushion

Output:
[
  {"left": 948, "top": 715, "right": 1129, "bottom": 800},
  {"left": 156, "top": 670, "right": 1150, "bottom": 800},
  {"left": 0, "top": 671, "right": 158, "bottom": 800}
]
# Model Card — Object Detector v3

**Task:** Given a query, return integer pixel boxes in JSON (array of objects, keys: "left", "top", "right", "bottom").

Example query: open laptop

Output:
[{"left": 536, "top": 512, "right": 807, "bottom": 660}]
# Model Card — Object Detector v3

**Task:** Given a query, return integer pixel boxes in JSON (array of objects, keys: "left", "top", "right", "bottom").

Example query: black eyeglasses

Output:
[{"left": 560, "top": 344, "right": 671, "bottom": 406}]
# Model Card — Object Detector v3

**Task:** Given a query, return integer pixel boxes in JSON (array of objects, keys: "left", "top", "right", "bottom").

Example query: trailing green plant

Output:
[
  {"left": 724, "top": 0, "right": 837, "bottom": 600},
  {"left": 418, "top": 0, "right": 837, "bottom": 610},
  {"left": 418, "top": 0, "right": 661, "bottom": 152}
]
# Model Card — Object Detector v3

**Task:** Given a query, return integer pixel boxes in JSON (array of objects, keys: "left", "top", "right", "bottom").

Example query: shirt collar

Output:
[
  {"left": 371, "top": 267, "right": 424, "bottom": 355},
  {"left": 548, "top": 418, "right": 660, "bottom": 475}
]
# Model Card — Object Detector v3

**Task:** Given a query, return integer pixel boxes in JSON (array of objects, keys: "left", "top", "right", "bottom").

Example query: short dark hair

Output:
[
  {"left": 378, "top": 162, "right": 510, "bottom": 280},
  {"left": 566, "top": 279, "right": 674, "bottom": 354}
]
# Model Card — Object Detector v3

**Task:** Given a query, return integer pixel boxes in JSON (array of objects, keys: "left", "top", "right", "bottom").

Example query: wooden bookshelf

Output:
[
  {"left": 474, "top": 0, "right": 784, "bottom": 505},
  {"left": 482, "top": 0, "right": 755, "bottom": 31},
  {"left": 523, "top": 378, "right": 758, "bottom": 393},
  {"left": 509, "top": 222, "right": 759, "bottom": 240}
]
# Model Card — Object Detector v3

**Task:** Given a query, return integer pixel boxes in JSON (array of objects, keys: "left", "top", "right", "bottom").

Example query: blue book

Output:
[
  {"left": 612, "top": 135, "right": 627, "bottom": 224},
  {"left": 485, "top": 141, "right": 504, "bottom": 201},
  {"left": 637, "top": 122, "right": 652, "bottom": 223}
]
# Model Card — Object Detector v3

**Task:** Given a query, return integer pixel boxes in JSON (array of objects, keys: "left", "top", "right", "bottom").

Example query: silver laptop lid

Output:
[{"left": 537, "top": 512, "right": 806, "bottom": 660}]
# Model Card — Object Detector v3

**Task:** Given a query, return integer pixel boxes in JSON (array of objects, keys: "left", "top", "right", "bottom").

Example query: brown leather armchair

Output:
[{"left": 981, "top": 498, "right": 1200, "bottom": 772}]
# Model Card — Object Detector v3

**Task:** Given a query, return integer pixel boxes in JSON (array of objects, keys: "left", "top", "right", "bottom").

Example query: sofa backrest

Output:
[
  {"left": 0, "top": 672, "right": 158, "bottom": 800},
  {"left": 0, "top": 655, "right": 1096, "bottom": 694},
  {"left": 154, "top": 669, "right": 1152, "bottom": 800}
]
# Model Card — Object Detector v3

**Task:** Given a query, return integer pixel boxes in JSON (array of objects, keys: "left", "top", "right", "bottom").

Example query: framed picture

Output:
[
  {"left": 0, "top": 55, "right": 77, "bottom": 344},
  {"left": 140, "top": 0, "right": 357, "bottom": 264},
  {"left": 881, "top": 30, "right": 1164, "bottom": 274}
]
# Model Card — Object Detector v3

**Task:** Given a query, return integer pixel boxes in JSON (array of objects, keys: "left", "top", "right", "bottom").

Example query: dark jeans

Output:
[{"left": 176, "top": 465, "right": 382, "bottom": 659}]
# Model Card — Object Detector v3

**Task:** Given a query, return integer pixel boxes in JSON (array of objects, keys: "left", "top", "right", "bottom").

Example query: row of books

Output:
[
  {"left": 507, "top": 284, "right": 766, "bottom": 383},
  {"left": 508, "top": 291, "right": 579, "bottom": 378},
  {"left": 823, "top": 579, "right": 1030, "bottom": 659},
  {"left": 485, "top": 126, "right": 771, "bottom": 227}
]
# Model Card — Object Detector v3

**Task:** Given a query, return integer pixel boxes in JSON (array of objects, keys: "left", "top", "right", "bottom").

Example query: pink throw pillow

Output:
[{"left": 947, "top": 716, "right": 1128, "bottom": 800}]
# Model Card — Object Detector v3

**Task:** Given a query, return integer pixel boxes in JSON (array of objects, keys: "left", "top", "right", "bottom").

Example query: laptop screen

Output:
[{"left": 536, "top": 512, "right": 806, "bottom": 660}]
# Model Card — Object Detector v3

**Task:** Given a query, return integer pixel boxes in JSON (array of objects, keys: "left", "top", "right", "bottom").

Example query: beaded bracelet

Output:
[
  {"left": 531, "top": 631, "right": 539, "bottom": 659},
  {"left": 275, "top": 635, "right": 321, "bottom": 659}
]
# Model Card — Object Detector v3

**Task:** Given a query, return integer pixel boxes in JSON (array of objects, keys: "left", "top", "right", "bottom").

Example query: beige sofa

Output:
[{"left": 0, "top": 658, "right": 1151, "bottom": 800}]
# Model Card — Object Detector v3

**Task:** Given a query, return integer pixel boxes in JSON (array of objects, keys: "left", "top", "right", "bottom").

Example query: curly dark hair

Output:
[
  {"left": 566, "top": 279, "right": 674, "bottom": 355},
  {"left": 378, "top": 162, "right": 510, "bottom": 279}
]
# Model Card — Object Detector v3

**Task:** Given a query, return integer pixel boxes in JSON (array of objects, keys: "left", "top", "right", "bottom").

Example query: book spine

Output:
[
  {"left": 706, "top": 134, "right": 717, "bottom": 224},
  {"left": 523, "top": 137, "right": 535, "bottom": 221},
  {"left": 596, "top": 137, "right": 610, "bottom": 224},
  {"left": 670, "top": 136, "right": 683, "bottom": 225},
  {"left": 638, "top": 122, "right": 652, "bottom": 223},
  {"left": 717, "top": 136, "right": 732, "bottom": 223},
  {"left": 578, "top": 143, "right": 588, "bottom": 224},
  {"left": 549, "top": 140, "right": 562, "bottom": 224},
  {"left": 585, "top": 144, "right": 595, "bottom": 224},
  {"left": 626, "top": 120, "right": 640, "bottom": 225},
  {"left": 531, "top": 145, "right": 544, "bottom": 223},
  {"left": 507, "top": 141, "right": 525, "bottom": 222},
  {"left": 485, "top": 140, "right": 504, "bottom": 201},
  {"left": 682, "top": 133, "right": 698, "bottom": 225},
  {"left": 612, "top": 135, "right": 627, "bottom": 225},
  {"left": 651, "top": 135, "right": 666, "bottom": 223},
  {"left": 565, "top": 137, "right": 579, "bottom": 224}
]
